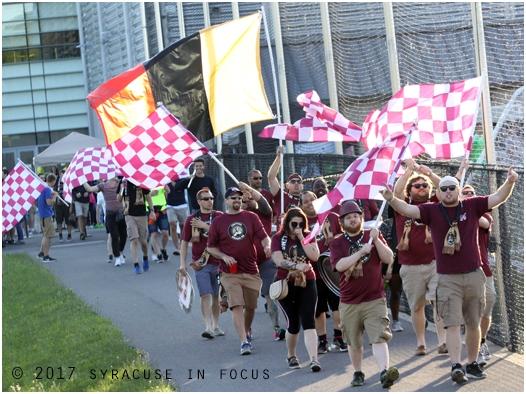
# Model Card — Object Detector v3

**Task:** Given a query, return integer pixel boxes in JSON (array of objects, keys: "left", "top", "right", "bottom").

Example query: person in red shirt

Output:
[
  {"left": 208, "top": 187, "right": 271, "bottom": 356},
  {"left": 180, "top": 188, "right": 224, "bottom": 339},
  {"left": 247, "top": 169, "right": 274, "bottom": 212},
  {"left": 268, "top": 146, "right": 303, "bottom": 222},
  {"left": 271, "top": 208, "right": 321, "bottom": 372},
  {"left": 330, "top": 201, "right": 398, "bottom": 388},
  {"left": 381, "top": 165, "right": 518, "bottom": 384},
  {"left": 300, "top": 191, "right": 346, "bottom": 353},
  {"left": 392, "top": 158, "right": 446, "bottom": 356},
  {"left": 460, "top": 184, "right": 494, "bottom": 368}
]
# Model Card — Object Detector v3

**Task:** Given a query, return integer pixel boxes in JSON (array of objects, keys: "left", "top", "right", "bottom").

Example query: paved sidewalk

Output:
[{"left": 4, "top": 228, "right": 524, "bottom": 392}]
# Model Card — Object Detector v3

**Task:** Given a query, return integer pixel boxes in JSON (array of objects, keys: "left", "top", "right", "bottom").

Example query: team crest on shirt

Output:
[
  {"left": 286, "top": 203, "right": 297, "bottom": 212},
  {"left": 199, "top": 220, "right": 212, "bottom": 238},
  {"left": 309, "top": 223, "right": 325, "bottom": 241},
  {"left": 228, "top": 222, "right": 247, "bottom": 241},
  {"left": 348, "top": 244, "right": 370, "bottom": 263},
  {"left": 289, "top": 244, "right": 298, "bottom": 258}
]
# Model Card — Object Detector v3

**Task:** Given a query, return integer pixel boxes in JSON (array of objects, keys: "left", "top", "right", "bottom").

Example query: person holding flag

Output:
[{"left": 381, "top": 165, "right": 518, "bottom": 384}]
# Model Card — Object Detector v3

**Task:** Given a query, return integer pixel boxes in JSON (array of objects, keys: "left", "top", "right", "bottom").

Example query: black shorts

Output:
[
  {"left": 382, "top": 255, "right": 401, "bottom": 276},
  {"left": 55, "top": 203, "right": 70, "bottom": 225},
  {"left": 315, "top": 278, "right": 340, "bottom": 317}
]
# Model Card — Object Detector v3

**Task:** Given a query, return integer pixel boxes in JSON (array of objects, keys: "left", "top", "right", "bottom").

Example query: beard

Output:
[
  {"left": 344, "top": 222, "right": 362, "bottom": 235},
  {"left": 231, "top": 202, "right": 241, "bottom": 211}
]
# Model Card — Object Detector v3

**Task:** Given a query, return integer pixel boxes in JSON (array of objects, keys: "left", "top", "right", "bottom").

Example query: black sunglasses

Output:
[
  {"left": 242, "top": 197, "right": 255, "bottom": 203},
  {"left": 229, "top": 196, "right": 243, "bottom": 200},
  {"left": 462, "top": 190, "right": 475, "bottom": 195},
  {"left": 200, "top": 197, "right": 214, "bottom": 201},
  {"left": 289, "top": 179, "right": 302, "bottom": 184},
  {"left": 412, "top": 182, "right": 429, "bottom": 189},
  {"left": 250, "top": 176, "right": 263, "bottom": 180},
  {"left": 440, "top": 185, "right": 458, "bottom": 192},
  {"left": 290, "top": 221, "right": 306, "bottom": 229}
]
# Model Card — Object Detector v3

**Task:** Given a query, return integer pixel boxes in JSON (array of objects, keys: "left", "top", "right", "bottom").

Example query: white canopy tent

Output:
[{"left": 33, "top": 132, "right": 107, "bottom": 168}]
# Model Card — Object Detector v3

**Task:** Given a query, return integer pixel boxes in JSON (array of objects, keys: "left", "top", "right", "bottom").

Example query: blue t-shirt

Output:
[{"left": 37, "top": 188, "right": 54, "bottom": 218}]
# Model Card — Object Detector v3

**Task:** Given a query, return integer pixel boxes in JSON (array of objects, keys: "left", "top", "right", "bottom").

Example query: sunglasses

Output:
[
  {"left": 229, "top": 196, "right": 243, "bottom": 200},
  {"left": 289, "top": 179, "right": 302, "bottom": 184},
  {"left": 242, "top": 197, "right": 255, "bottom": 203},
  {"left": 440, "top": 185, "right": 458, "bottom": 192},
  {"left": 200, "top": 197, "right": 214, "bottom": 201},
  {"left": 412, "top": 183, "right": 429, "bottom": 189},
  {"left": 250, "top": 176, "right": 263, "bottom": 180},
  {"left": 290, "top": 221, "right": 306, "bottom": 229},
  {"left": 462, "top": 190, "right": 475, "bottom": 196}
]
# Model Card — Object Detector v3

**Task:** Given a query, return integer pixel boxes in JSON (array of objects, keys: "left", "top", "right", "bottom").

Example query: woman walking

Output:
[{"left": 271, "top": 208, "right": 321, "bottom": 371}]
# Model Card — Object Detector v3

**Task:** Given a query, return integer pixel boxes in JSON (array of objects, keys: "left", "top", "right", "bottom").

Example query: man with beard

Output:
[
  {"left": 381, "top": 165, "right": 518, "bottom": 384},
  {"left": 300, "top": 191, "right": 346, "bottom": 353},
  {"left": 208, "top": 187, "right": 271, "bottom": 355},
  {"left": 330, "top": 201, "right": 398, "bottom": 388},
  {"left": 392, "top": 158, "right": 446, "bottom": 356},
  {"left": 248, "top": 169, "right": 274, "bottom": 210},
  {"left": 268, "top": 146, "right": 303, "bottom": 222},
  {"left": 180, "top": 188, "right": 224, "bottom": 339},
  {"left": 239, "top": 181, "right": 286, "bottom": 341},
  {"left": 172, "top": 158, "right": 217, "bottom": 213}
]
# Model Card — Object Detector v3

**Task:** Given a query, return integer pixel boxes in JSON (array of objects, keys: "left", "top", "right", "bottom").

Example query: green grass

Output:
[{"left": 2, "top": 253, "right": 175, "bottom": 392}]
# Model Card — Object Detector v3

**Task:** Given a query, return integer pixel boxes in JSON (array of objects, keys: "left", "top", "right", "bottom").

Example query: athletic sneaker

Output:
[
  {"left": 161, "top": 249, "right": 169, "bottom": 261},
  {"left": 134, "top": 265, "right": 141, "bottom": 275},
  {"left": 351, "top": 371, "right": 365, "bottom": 386},
  {"left": 247, "top": 329, "right": 253, "bottom": 341},
  {"left": 477, "top": 351, "right": 487, "bottom": 368},
  {"left": 121, "top": 254, "right": 126, "bottom": 264},
  {"left": 42, "top": 256, "right": 57, "bottom": 263},
  {"left": 66, "top": 234, "right": 72, "bottom": 242},
  {"left": 466, "top": 362, "right": 487, "bottom": 379},
  {"left": 392, "top": 320, "right": 403, "bottom": 332},
  {"left": 310, "top": 359, "right": 321, "bottom": 372},
  {"left": 246, "top": 334, "right": 253, "bottom": 349},
  {"left": 480, "top": 342, "right": 491, "bottom": 359},
  {"left": 80, "top": 233, "right": 86, "bottom": 240},
  {"left": 107, "top": 255, "right": 113, "bottom": 264},
  {"left": 173, "top": 250, "right": 180, "bottom": 255},
  {"left": 143, "top": 256, "right": 149, "bottom": 272},
  {"left": 287, "top": 356, "right": 301, "bottom": 369},
  {"left": 331, "top": 337, "right": 348, "bottom": 352},
  {"left": 213, "top": 327, "right": 225, "bottom": 336},
  {"left": 37, "top": 252, "right": 44, "bottom": 259},
  {"left": 318, "top": 339, "right": 330, "bottom": 354},
  {"left": 202, "top": 329, "right": 215, "bottom": 339},
  {"left": 451, "top": 364, "right": 468, "bottom": 384},
  {"left": 115, "top": 256, "right": 122, "bottom": 267},
  {"left": 13, "top": 240, "right": 25, "bottom": 245},
  {"left": 274, "top": 327, "right": 286, "bottom": 341},
  {"left": 59, "top": 234, "right": 63, "bottom": 243},
  {"left": 240, "top": 342, "right": 251, "bottom": 355},
  {"left": 157, "top": 253, "right": 163, "bottom": 263},
  {"left": 380, "top": 367, "right": 399, "bottom": 388}
]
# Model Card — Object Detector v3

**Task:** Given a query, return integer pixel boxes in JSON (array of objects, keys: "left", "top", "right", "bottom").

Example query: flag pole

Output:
[
  {"left": 368, "top": 119, "right": 417, "bottom": 245},
  {"left": 459, "top": 69, "right": 486, "bottom": 189},
  {"left": 261, "top": 7, "right": 284, "bottom": 215},
  {"left": 207, "top": 153, "right": 240, "bottom": 185},
  {"left": 187, "top": 165, "right": 196, "bottom": 188},
  {"left": 17, "top": 159, "right": 69, "bottom": 206}
]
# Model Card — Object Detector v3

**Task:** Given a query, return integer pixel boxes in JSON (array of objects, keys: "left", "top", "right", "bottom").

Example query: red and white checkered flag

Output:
[
  {"left": 362, "top": 76, "right": 483, "bottom": 158},
  {"left": 259, "top": 91, "right": 362, "bottom": 142},
  {"left": 107, "top": 105, "right": 210, "bottom": 190},
  {"left": 2, "top": 161, "right": 47, "bottom": 233},
  {"left": 304, "top": 126, "right": 416, "bottom": 245},
  {"left": 62, "top": 147, "right": 122, "bottom": 202}
]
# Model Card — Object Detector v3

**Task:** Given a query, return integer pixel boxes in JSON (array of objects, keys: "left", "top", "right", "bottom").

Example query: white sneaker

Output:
[
  {"left": 120, "top": 254, "right": 126, "bottom": 264},
  {"left": 480, "top": 342, "right": 491, "bottom": 359},
  {"left": 392, "top": 320, "right": 403, "bottom": 332},
  {"left": 115, "top": 256, "right": 121, "bottom": 267}
]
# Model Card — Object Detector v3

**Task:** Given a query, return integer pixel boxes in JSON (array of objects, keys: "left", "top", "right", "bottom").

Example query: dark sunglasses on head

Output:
[
  {"left": 412, "top": 182, "right": 429, "bottom": 189},
  {"left": 290, "top": 221, "right": 306, "bottom": 229},
  {"left": 462, "top": 190, "right": 475, "bottom": 195},
  {"left": 440, "top": 185, "right": 458, "bottom": 192},
  {"left": 200, "top": 197, "right": 214, "bottom": 201},
  {"left": 289, "top": 179, "right": 302, "bottom": 184},
  {"left": 250, "top": 176, "right": 263, "bottom": 180},
  {"left": 229, "top": 196, "right": 243, "bottom": 200}
]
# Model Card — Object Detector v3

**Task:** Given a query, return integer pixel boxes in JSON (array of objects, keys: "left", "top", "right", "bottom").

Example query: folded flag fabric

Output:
[
  {"left": 259, "top": 91, "right": 362, "bottom": 142},
  {"left": 108, "top": 105, "right": 209, "bottom": 190},
  {"left": 304, "top": 126, "right": 416, "bottom": 245},
  {"left": 2, "top": 161, "right": 47, "bottom": 233},
  {"left": 87, "top": 13, "right": 271, "bottom": 145},
  {"left": 362, "top": 76, "right": 483, "bottom": 158},
  {"left": 62, "top": 147, "right": 122, "bottom": 203}
]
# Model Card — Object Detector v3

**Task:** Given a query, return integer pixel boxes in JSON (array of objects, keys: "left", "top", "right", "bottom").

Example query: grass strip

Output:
[{"left": 3, "top": 253, "right": 175, "bottom": 392}]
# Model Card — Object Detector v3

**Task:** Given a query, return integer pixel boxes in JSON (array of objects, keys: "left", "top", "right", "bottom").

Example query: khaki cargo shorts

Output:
[
  {"left": 125, "top": 215, "right": 148, "bottom": 241},
  {"left": 39, "top": 216, "right": 56, "bottom": 238},
  {"left": 220, "top": 272, "right": 262, "bottom": 310},
  {"left": 484, "top": 275, "right": 496, "bottom": 319},
  {"left": 339, "top": 297, "right": 392, "bottom": 350},
  {"left": 436, "top": 268, "right": 486, "bottom": 328},
  {"left": 400, "top": 260, "right": 438, "bottom": 311}
]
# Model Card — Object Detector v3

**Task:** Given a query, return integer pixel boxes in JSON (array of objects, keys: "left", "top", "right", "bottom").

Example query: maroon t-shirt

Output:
[
  {"left": 260, "top": 189, "right": 274, "bottom": 213},
  {"left": 330, "top": 230, "right": 387, "bottom": 304},
  {"left": 307, "top": 212, "right": 342, "bottom": 277},
  {"left": 479, "top": 213, "right": 493, "bottom": 277},
  {"left": 181, "top": 210, "right": 223, "bottom": 266},
  {"left": 418, "top": 196, "right": 489, "bottom": 274},
  {"left": 272, "top": 188, "right": 301, "bottom": 224},
  {"left": 253, "top": 208, "right": 272, "bottom": 265},
  {"left": 330, "top": 203, "right": 342, "bottom": 215},
  {"left": 271, "top": 232, "right": 316, "bottom": 281},
  {"left": 207, "top": 210, "right": 268, "bottom": 274},
  {"left": 395, "top": 195, "right": 438, "bottom": 265}
]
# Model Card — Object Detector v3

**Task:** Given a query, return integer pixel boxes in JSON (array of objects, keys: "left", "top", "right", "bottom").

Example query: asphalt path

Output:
[{"left": 4, "top": 227, "right": 524, "bottom": 392}]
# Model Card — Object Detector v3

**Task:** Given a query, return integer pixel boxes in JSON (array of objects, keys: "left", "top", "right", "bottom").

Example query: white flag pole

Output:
[
  {"left": 261, "top": 7, "right": 284, "bottom": 215},
  {"left": 187, "top": 165, "right": 196, "bottom": 188},
  {"left": 18, "top": 159, "right": 69, "bottom": 206},
  {"left": 459, "top": 69, "right": 486, "bottom": 190},
  {"left": 207, "top": 152, "right": 240, "bottom": 185},
  {"left": 367, "top": 119, "right": 417, "bottom": 245}
]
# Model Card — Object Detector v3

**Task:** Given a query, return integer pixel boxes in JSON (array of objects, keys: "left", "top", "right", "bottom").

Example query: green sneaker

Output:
[
  {"left": 351, "top": 371, "right": 365, "bottom": 386},
  {"left": 380, "top": 367, "right": 399, "bottom": 388}
]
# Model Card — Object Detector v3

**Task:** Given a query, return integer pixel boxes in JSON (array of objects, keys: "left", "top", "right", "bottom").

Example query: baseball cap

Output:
[
  {"left": 225, "top": 187, "right": 242, "bottom": 198},
  {"left": 287, "top": 173, "right": 303, "bottom": 182},
  {"left": 439, "top": 176, "right": 459, "bottom": 187},
  {"left": 339, "top": 201, "right": 363, "bottom": 218}
]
